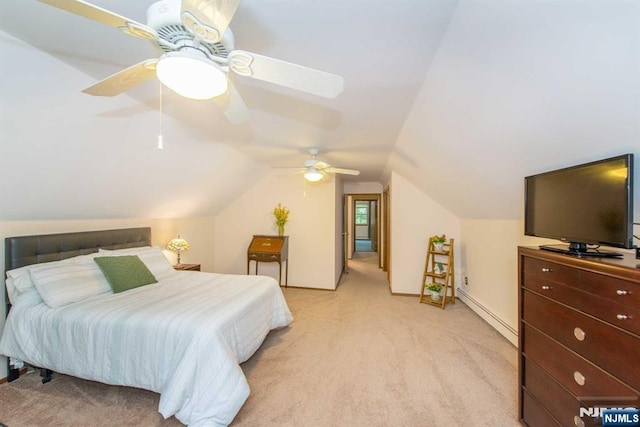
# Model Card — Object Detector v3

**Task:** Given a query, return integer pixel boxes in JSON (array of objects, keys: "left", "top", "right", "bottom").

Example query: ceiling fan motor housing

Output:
[{"left": 146, "top": 0, "right": 234, "bottom": 58}]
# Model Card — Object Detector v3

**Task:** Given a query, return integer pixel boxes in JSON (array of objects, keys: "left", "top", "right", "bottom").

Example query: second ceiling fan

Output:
[
  {"left": 37, "top": 0, "right": 345, "bottom": 123},
  {"left": 277, "top": 148, "right": 360, "bottom": 182}
]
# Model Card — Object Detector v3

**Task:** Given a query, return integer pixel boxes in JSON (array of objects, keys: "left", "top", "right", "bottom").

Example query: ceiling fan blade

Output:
[
  {"left": 228, "top": 50, "right": 344, "bottom": 99},
  {"left": 212, "top": 80, "right": 250, "bottom": 124},
  {"left": 37, "top": 0, "right": 158, "bottom": 40},
  {"left": 82, "top": 59, "right": 158, "bottom": 97},
  {"left": 181, "top": 0, "right": 241, "bottom": 44},
  {"left": 325, "top": 167, "right": 360, "bottom": 176}
]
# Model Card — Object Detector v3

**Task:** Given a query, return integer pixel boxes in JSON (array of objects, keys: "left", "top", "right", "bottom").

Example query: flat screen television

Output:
[{"left": 524, "top": 154, "right": 634, "bottom": 257}]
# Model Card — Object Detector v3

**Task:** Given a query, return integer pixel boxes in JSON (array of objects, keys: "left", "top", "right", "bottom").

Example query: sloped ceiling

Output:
[
  {"left": 0, "top": 0, "right": 638, "bottom": 222},
  {"left": 387, "top": 0, "right": 640, "bottom": 219},
  {"left": 0, "top": 0, "right": 458, "bottom": 221}
]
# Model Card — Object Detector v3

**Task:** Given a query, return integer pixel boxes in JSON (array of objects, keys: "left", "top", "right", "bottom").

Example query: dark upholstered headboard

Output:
[{"left": 5, "top": 227, "right": 151, "bottom": 272}]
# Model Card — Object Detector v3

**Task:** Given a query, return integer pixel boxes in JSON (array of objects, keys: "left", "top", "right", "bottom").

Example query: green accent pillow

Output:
[{"left": 94, "top": 255, "right": 157, "bottom": 293}]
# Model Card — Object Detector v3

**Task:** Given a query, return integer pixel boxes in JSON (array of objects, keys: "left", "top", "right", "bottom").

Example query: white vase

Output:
[
  {"left": 434, "top": 242, "right": 444, "bottom": 252},
  {"left": 430, "top": 291, "right": 441, "bottom": 301}
]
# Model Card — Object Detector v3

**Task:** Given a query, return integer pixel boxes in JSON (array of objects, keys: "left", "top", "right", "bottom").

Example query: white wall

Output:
[
  {"left": 355, "top": 225, "right": 369, "bottom": 239},
  {"left": 457, "top": 220, "right": 540, "bottom": 345},
  {"left": 214, "top": 172, "right": 339, "bottom": 289},
  {"left": 164, "top": 217, "right": 216, "bottom": 272},
  {"left": 344, "top": 182, "right": 383, "bottom": 194},
  {"left": 389, "top": 171, "right": 461, "bottom": 295},
  {"left": 0, "top": 216, "right": 215, "bottom": 380}
]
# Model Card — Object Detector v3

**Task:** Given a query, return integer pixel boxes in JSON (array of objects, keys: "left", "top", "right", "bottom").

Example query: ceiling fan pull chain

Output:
[{"left": 157, "top": 83, "right": 164, "bottom": 150}]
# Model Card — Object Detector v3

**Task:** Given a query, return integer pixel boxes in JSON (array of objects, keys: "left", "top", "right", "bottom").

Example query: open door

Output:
[
  {"left": 383, "top": 186, "right": 390, "bottom": 282},
  {"left": 342, "top": 194, "right": 350, "bottom": 275}
]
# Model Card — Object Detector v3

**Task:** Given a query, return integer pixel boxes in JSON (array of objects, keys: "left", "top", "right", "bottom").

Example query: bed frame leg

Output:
[
  {"left": 7, "top": 365, "right": 19, "bottom": 382},
  {"left": 40, "top": 368, "right": 53, "bottom": 384}
]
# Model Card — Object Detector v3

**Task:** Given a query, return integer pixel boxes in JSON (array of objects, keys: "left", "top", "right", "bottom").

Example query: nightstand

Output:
[{"left": 173, "top": 263, "right": 201, "bottom": 271}]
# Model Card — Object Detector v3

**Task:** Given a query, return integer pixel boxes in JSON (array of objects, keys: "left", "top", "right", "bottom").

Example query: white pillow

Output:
[
  {"left": 7, "top": 265, "right": 37, "bottom": 292},
  {"left": 5, "top": 276, "right": 19, "bottom": 305},
  {"left": 30, "top": 263, "right": 112, "bottom": 308},
  {"left": 99, "top": 246, "right": 175, "bottom": 280},
  {"left": 6, "top": 253, "right": 102, "bottom": 293},
  {"left": 6, "top": 283, "right": 43, "bottom": 307},
  {"left": 98, "top": 246, "right": 151, "bottom": 254}
]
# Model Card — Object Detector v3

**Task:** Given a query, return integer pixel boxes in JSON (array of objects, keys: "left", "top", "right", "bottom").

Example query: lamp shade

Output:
[
  {"left": 304, "top": 167, "right": 323, "bottom": 182},
  {"left": 167, "top": 236, "right": 189, "bottom": 252},
  {"left": 156, "top": 52, "right": 228, "bottom": 100}
]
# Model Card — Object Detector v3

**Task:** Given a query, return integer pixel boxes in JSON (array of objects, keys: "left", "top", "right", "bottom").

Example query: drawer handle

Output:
[
  {"left": 573, "top": 327, "right": 586, "bottom": 341},
  {"left": 574, "top": 415, "right": 585, "bottom": 427},
  {"left": 574, "top": 371, "right": 586, "bottom": 386},
  {"left": 616, "top": 290, "right": 629, "bottom": 296},
  {"left": 617, "top": 314, "right": 629, "bottom": 320},
  {"left": 541, "top": 285, "right": 552, "bottom": 290},
  {"left": 541, "top": 267, "right": 552, "bottom": 273}
]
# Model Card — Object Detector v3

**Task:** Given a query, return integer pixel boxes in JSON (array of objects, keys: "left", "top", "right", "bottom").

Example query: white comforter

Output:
[{"left": 0, "top": 271, "right": 293, "bottom": 426}]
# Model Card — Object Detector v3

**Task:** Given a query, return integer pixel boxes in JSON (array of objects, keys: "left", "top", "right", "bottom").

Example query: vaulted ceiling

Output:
[{"left": 1, "top": 0, "right": 638, "bottom": 221}]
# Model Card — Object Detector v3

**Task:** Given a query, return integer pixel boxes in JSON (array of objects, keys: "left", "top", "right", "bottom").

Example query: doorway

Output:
[
  {"left": 343, "top": 193, "right": 382, "bottom": 274},
  {"left": 354, "top": 200, "right": 377, "bottom": 253}
]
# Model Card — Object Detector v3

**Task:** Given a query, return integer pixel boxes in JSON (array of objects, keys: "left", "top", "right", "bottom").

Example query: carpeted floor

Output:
[{"left": 0, "top": 253, "right": 519, "bottom": 426}]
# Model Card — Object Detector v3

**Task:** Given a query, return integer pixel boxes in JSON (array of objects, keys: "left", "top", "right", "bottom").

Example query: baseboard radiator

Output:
[{"left": 456, "top": 288, "right": 518, "bottom": 345}]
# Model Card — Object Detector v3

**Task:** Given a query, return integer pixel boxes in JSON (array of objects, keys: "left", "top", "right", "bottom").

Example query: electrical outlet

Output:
[{"left": 464, "top": 276, "right": 469, "bottom": 286}]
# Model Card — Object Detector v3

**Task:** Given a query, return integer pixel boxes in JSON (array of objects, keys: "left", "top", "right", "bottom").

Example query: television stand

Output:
[{"left": 539, "top": 244, "right": 623, "bottom": 258}]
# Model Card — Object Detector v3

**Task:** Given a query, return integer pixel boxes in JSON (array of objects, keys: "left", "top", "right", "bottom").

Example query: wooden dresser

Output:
[
  {"left": 518, "top": 247, "right": 640, "bottom": 427},
  {"left": 247, "top": 235, "right": 289, "bottom": 287}
]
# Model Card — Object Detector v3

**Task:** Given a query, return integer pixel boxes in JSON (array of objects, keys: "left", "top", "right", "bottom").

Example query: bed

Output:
[{"left": 0, "top": 227, "right": 293, "bottom": 426}]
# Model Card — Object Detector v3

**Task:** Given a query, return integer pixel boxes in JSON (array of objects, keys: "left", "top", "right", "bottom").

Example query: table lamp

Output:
[{"left": 167, "top": 236, "right": 189, "bottom": 266}]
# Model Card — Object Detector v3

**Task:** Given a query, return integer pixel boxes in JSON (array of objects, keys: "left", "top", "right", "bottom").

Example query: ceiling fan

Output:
[
  {"left": 36, "top": 0, "right": 345, "bottom": 123},
  {"left": 278, "top": 148, "right": 360, "bottom": 182}
]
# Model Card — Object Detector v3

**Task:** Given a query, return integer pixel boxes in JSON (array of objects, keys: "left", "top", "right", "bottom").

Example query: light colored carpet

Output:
[{"left": 0, "top": 253, "right": 519, "bottom": 426}]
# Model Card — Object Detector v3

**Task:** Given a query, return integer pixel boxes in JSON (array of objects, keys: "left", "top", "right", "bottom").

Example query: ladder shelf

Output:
[{"left": 419, "top": 237, "right": 455, "bottom": 309}]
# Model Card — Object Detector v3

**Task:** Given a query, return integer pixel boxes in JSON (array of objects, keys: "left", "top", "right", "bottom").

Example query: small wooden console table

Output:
[{"left": 247, "top": 235, "right": 289, "bottom": 287}]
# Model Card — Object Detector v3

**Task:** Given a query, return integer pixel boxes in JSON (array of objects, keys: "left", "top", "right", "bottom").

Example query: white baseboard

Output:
[{"left": 457, "top": 288, "right": 518, "bottom": 346}]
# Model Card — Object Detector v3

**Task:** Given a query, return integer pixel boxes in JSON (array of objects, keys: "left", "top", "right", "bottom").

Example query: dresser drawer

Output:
[
  {"left": 522, "top": 390, "right": 562, "bottom": 427},
  {"left": 523, "top": 291, "right": 640, "bottom": 391},
  {"left": 523, "top": 358, "right": 584, "bottom": 427},
  {"left": 248, "top": 253, "right": 281, "bottom": 262},
  {"left": 524, "top": 280, "right": 640, "bottom": 336},
  {"left": 522, "top": 257, "right": 640, "bottom": 310},
  {"left": 523, "top": 323, "right": 638, "bottom": 399}
]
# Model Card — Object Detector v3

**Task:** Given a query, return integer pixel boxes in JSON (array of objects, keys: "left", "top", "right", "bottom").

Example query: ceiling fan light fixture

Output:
[
  {"left": 304, "top": 167, "right": 323, "bottom": 182},
  {"left": 156, "top": 52, "right": 228, "bottom": 100}
]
